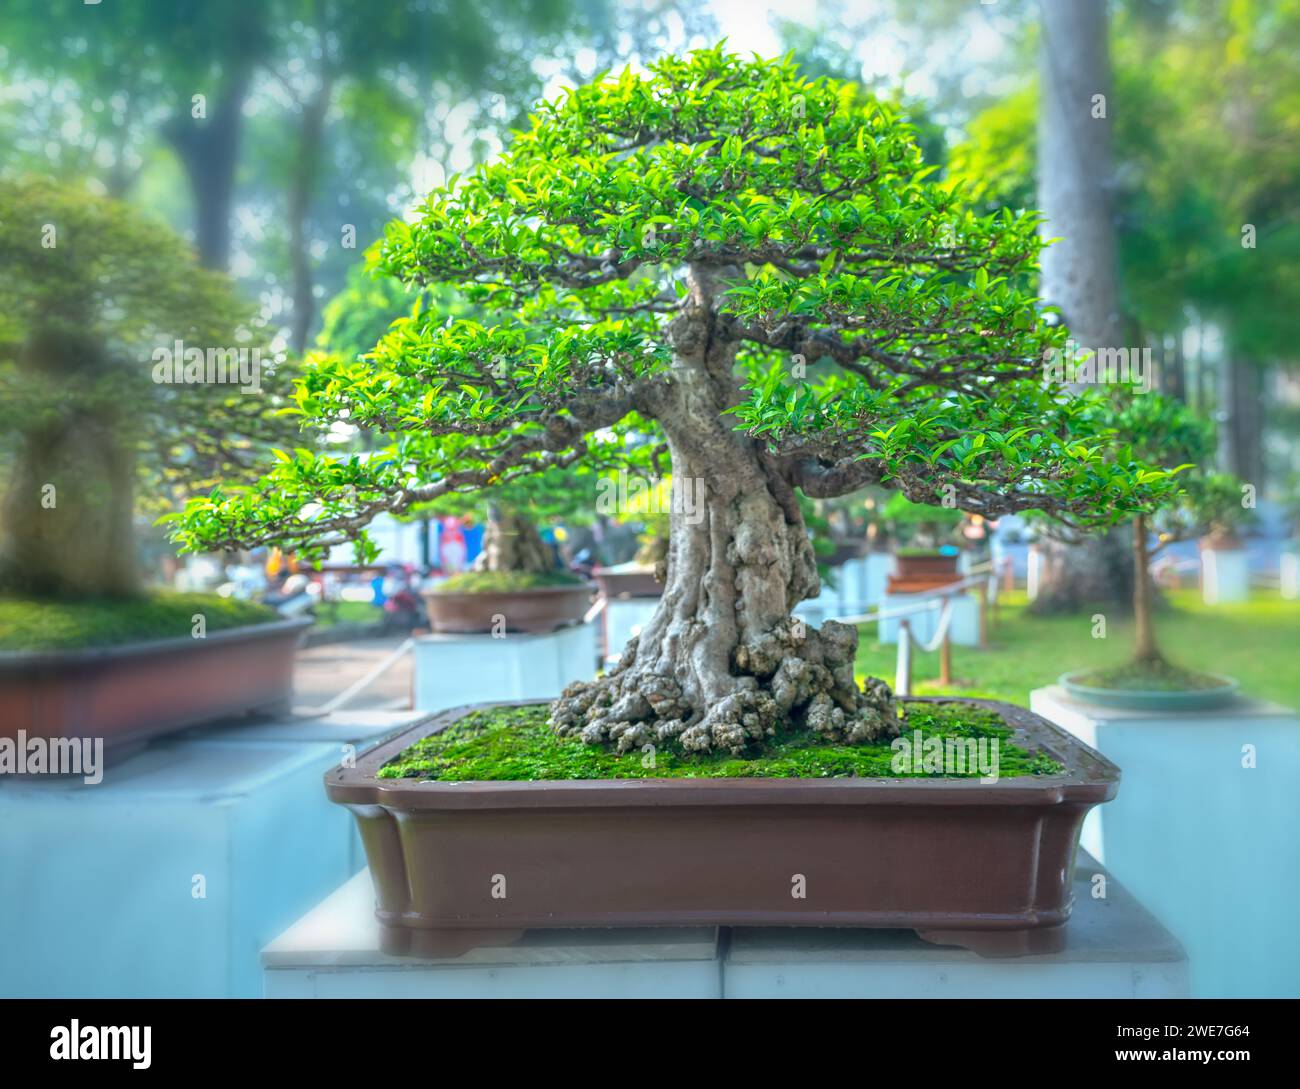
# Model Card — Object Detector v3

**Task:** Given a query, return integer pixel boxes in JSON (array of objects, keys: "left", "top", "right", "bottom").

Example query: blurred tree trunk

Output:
[
  {"left": 1036, "top": 0, "right": 1120, "bottom": 352},
  {"left": 164, "top": 64, "right": 252, "bottom": 271},
  {"left": 0, "top": 332, "right": 139, "bottom": 598},
  {"left": 1031, "top": 0, "right": 1131, "bottom": 613},
  {"left": 1218, "top": 357, "right": 1264, "bottom": 487},
  {"left": 288, "top": 78, "right": 333, "bottom": 353}
]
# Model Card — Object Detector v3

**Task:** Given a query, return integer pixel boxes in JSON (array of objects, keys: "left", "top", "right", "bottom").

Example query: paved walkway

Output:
[{"left": 293, "top": 635, "right": 412, "bottom": 712}]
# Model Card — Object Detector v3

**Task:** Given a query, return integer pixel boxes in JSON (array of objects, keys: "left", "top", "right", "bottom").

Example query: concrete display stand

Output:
[
  {"left": 1030, "top": 685, "right": 1300, "bottom": 998},
  {"left": 877, "top": 590, "right": 979, "bottom": 646},
  {"left": 1027, "top": 545, "right": 1044, "bottom": 602},
  {"left": 412, "top": 623, "right": 597, "bottom": 711},
  {"left": 603, "top": 597, "right": 660, "bottom": 662},
  {"left": 1200, "top": 547, "right": 1250, "bottom": 605},
  {"left": 263, "top": 851, "right": 1186, "bottom": 999},
  {"left": 830, "top": 552, "right": 891, "bottom": 615},
  {"left": 0, "top": 709, "right": 425, "bottom": 999},
  {"left": 1282, "top": 550, "right": 1298, "bottom": 600},
  {"left": 263, "top": 870, "right": 721, "bottom": 998}
]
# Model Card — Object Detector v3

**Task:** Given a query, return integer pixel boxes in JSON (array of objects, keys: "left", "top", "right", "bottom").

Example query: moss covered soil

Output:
[
  {"left": 433, "top": 570, "right": 585, "bottom": 594},
  {"left": 377, "top": 701, "right": 1063, "bottom": 782},
  {"left": 1071, "top": 659, "right": 1230, "bottom": 691},
  {"left": 0, "top": 592, "right": 280, "bottom": 652}
]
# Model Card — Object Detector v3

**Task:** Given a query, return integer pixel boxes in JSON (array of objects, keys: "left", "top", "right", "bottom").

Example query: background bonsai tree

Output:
[
  {"left": 1061, "top": 392, "right": 1247, "bottom": 686},
  {"left": 0, "top": 178, "right": 297, "bottom": 599},
  {"left": 881, "top": 494, "right": 964, "bottom": 552},
  {"left": 176, "top": 47, "right": 1182, "bottom": 755}
]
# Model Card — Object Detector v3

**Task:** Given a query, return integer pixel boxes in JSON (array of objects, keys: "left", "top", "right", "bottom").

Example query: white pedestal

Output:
[
  {"left": 603, "top": 597, "right": 660, "bottom": 662},
  {"left": 1030, "top": 686, "right": 1300, "bottom": 998},
  {"left": 877, "top": 591, "right": 980, "bottom": 646},
  {"left": 262, "top": 870, "right": 721, "bottom": 999},
  {"left": 1027, "top": 546, "right": 1043, "bottom": 602},
  {"left": 0, "top": 709, "right": 424, "bottom": 999},
  {"left": 831, "top": 553, "right": 890, "bottom": 615},
  {"left": 1201, "top": 547, "right": 1250, "bottom": 604},
  {"left": 725, "top": 851, "right": 1186, "bottom": 998},
  {"left": 263, "top": 851, "right": 1185, "bottom": 999},
  {"left": 1282, "top": 551, "right": 1299, "bottom": 600},
  {"left": 412, "top": 624, "right": 597, "bottom": 711}
]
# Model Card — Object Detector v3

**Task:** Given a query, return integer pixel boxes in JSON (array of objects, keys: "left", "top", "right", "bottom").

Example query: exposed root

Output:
[{"left": 551, "top": 617, "right": 903, "bottom": 756}]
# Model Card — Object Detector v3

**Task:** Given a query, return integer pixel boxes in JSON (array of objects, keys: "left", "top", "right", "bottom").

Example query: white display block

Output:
[
  {"left": 831, "top": 553, "right": 890, "bottom": 615},
  {"left": 413, "top": 623, "right": 598, "bottom": 711},
  {"left": 263, "top": 870, "right": 721, "bottom": 999},
  {"left": 725, "top": 851, "right": 1187, "bottom": 999},
  {"left": 603, "top": 597, "right": 660, "bottom": 662},
  {"left": 0, "top": 709, "right": 424, "bottom": 999},
  {"left": 1030, "top": 686, "right": 1300, "bottom": 998},
  {"left": 264, "top": 852, "right": 1185, "bottom": 999},
  {"left": 1026, "top": 545, "right": 1043, "bottom": 602},
  {"left": 877, "top": 591, "right": 979, "bottom": 647},
  {"left": 1282, "top": 551, "right": 1299, "bottom": 600},
  {"left": 1200, "top": 547, "right": 1250, "bottom": 605}
]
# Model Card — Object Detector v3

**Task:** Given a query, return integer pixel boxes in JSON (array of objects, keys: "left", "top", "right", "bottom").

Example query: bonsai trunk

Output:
[
  {"left": 473, "top": 509, "right": 554, "bottom": 574},
  {"left": 553, "top": 293, "right": 898, "bottom": 755},
  {"left": 1131, "top": 513, "right": 1161, "bottom": 665},
  {"left": 0, "top": 332, "right": 140, "bottom": 598}
]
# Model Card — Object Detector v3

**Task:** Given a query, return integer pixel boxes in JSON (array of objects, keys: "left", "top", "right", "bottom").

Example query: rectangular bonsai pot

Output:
[
  {"left": 0, "top": 617, "right": 311, "bottom": 760},
  {"left": 326, "top": 697, "right": 1120, "bottom": 958}
]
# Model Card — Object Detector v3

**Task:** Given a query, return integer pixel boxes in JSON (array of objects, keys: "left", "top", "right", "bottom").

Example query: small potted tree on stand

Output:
[
  {"left": 411, "top": 469, "right": 601, "bottom": 709},
  {"left": 177, "top": 49, "right": 1184, "bottom": 957},
  {"left": 0, "top": 181, "right": 307, "bottom": 760},
  {"left": 1031, "top": 392, "right": 1298, "bottom": 997},
  {"left": 875, "top": 495, "right": 976, "bottom": 646}
]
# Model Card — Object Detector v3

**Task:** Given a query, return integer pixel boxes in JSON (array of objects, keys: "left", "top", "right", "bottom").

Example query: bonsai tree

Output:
[
  {"left": 0, "top": 179, "right": 297, "bottom": 599},
  {"left": 176, "top": 48, "right": 1182, "bottom": 754},
  {"left": 1062, "top": 392, "right": 1247, "bottom": 685},
  {"left": 881, "top": 494, "right": 964, "bottom": 552},
  {"left": 419, "top": 466, "right": 603, "bottom": 591}
]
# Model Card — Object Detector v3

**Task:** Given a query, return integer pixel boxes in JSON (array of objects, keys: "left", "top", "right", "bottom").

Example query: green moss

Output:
[
  {"left": 1072, "top": 659, "right": 1229, "bottom": 692},
  {"left": 377, "top": 701, "right": 1063, "bottom": 781},
  {"left": 433, "top": 570, "right": 585, "bottom": 594},
  {"left": 0, "top": 592, "right": 280, "bottom": 652},
  {"left": 895, "top": 547, "right": 951, "bottom": 558}
]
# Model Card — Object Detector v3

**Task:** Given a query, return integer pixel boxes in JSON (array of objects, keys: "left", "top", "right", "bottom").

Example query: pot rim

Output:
[
  {"left": 0, "top": 615, "right": 311, "bottom": 672},
  {"left": 424, "top": 581, "right": 597, "bottom": 601},
  {"left": 1058, "top": 669, "right": 1241, "bottom": 708},
  {"left": 325, "top": 696, "right": 1120, "bottom": 810}
]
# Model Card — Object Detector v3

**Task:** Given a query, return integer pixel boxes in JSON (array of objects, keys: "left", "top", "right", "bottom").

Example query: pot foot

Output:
[
  {"left": 380, "top": 926, "right": 526, "bottom": 959},
  {"left": 915, "top": 924, "right": 1067, "bottom": 958}
]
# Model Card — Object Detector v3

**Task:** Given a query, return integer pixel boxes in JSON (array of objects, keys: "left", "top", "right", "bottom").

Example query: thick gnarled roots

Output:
[{"left": 551, "top": 618, "right": 902, "bottom": 757}]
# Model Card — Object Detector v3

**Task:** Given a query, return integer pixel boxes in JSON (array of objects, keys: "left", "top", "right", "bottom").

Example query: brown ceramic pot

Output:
[
  {"left": 422, "top": 583, "right": 595, "bottom": 634},
  {"left": 0, "top": 617, "right": 310, "bottom": 760},
  {"left": 888, "top": 552, "right": 962, "bottom": 593},
  {"left": 326, "top": 697, "right": 1120, "bottom": 959}
]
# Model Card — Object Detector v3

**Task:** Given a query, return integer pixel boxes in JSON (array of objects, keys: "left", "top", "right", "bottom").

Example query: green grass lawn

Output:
[
  {"left": 854, "top": 589, "right": 1300, "bottom": 711},
  {"left": 312, "top": 599, "right": 383, "bottom": 628}
]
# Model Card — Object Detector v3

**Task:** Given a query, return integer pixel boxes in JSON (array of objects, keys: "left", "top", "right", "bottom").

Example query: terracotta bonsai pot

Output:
[
  {"left": 423, "top": 583, "right": 595, "bottom": 634},
  {"left": 594, "top": 565, "right": 661, "bottom": 599},
  {"left": 326, "top": 697, "right": 1119, "bottom": 959},
  {"left": 888, "top": 551, "right": 962, "bottom": 593},
  {"left": 0, "top": 617, "right": 311, "bottom": 761}
]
